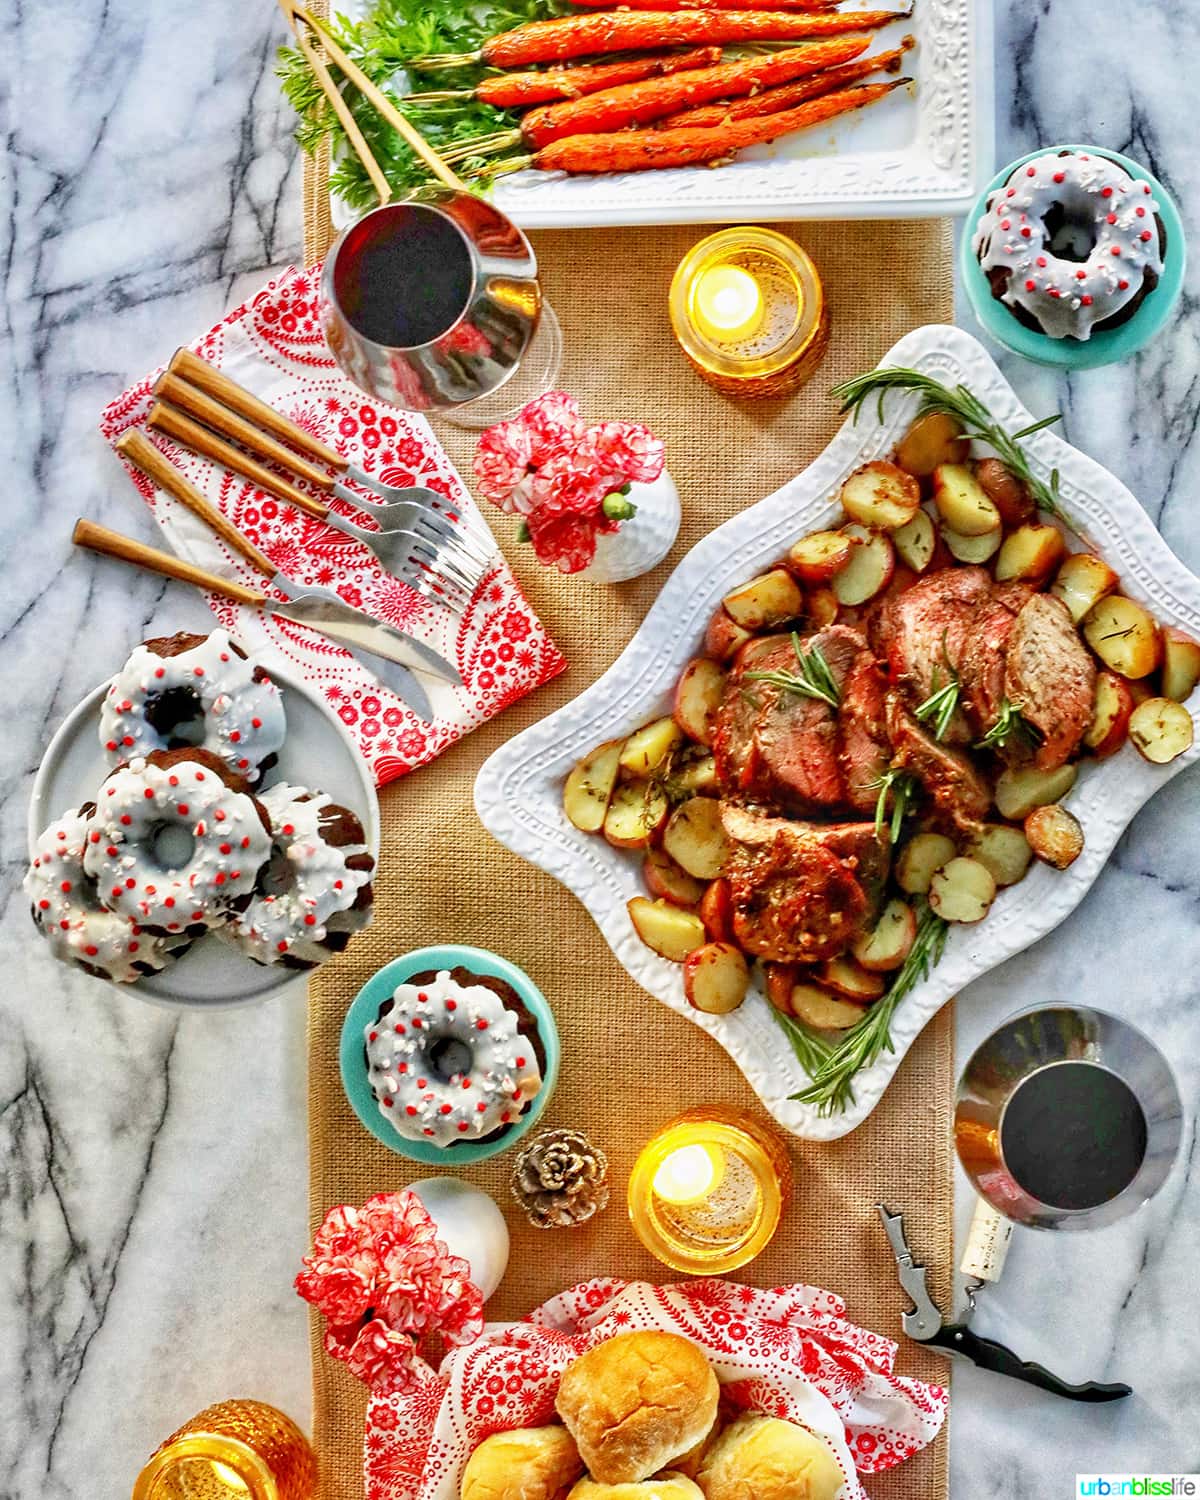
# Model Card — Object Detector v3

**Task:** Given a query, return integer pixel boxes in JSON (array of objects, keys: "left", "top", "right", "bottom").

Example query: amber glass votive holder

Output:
[
  {"left": 628, "top": 1108, "right": 792, "bottom": 1275},
  {"left": 669, "top": 227, "right": 830, "bottom": 399},
  {"left": 132, "top": 1399, "right": 317, "bottom": 1500}
]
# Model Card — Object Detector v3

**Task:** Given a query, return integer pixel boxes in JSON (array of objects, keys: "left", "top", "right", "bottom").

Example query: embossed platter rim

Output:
[
  {"left": 474, "top": 325, "right": 1200, "bottom": 1141},
  {"left": 333, "top": 0, "right": 991, "bottom": 227}
]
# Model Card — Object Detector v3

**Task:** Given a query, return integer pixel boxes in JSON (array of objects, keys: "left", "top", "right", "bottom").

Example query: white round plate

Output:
[{"left": 28, "top": 658, "right": 381, "bottom": 1008}]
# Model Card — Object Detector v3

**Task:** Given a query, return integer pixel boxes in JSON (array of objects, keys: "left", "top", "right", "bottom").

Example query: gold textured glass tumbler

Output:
[{"left": 132, "top": 1400, "right": 317, "bottom": 1500}]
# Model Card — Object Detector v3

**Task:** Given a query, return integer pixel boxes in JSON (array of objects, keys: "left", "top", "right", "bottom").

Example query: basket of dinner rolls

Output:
[{"left": 361, "top": 1278, "right": 947, "bottom": 1500}]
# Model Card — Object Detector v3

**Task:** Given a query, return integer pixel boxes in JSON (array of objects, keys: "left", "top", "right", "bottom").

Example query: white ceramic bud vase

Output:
[
  {"left": 577, "top": 469, "right": 681, "bottom": 584},
  {"left": 409, "top": 1176, "right": 510, "bottom": 1300}
]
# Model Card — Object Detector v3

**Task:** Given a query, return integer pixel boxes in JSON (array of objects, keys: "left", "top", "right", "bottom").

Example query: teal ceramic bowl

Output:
[
  {"left": 961, "top": 144, "right": 1186, "bottom": 370},
  {"left": 340, "top": 944, "right": 560, "bottom": 1166}
]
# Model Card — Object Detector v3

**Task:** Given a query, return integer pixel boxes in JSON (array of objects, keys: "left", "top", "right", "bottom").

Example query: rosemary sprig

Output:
[
  {"left": 867, "top": 767, "right": 920, "bottom": 843},
  {"left": 771, "top": 1007, "right": 834, "bottom": 1082},
  {"left": 974, "top": 697, "right": 1043, "bottom": 752},
  {"left": 790, "top": 900, "right": 950, "bottom": 1114},
  {"left": 745, "top": 634, "right": 841, "bottom": 711},
  {"left": 830, "top": 366, "right": 1079, "bottom": 535},
  {"left": 914, "top": 666, "right": 961, "bottom": 742}
]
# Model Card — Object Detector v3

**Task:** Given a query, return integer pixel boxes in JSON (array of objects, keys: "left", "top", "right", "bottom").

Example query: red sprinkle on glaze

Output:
[
  {"left": 333, "top": 880, "right": 343, "bottom": 890},
  {"left": 477, "top": 1102, "right": 487, "bottom": 1113},
  {"left": 1076, "top": 269, "right": 1087, "bottom": 280},
  {"left": 1137, "top": 206, "right": 1146, "bottom": 217},
  {"left": 1025, "top": 279, "right": 1036, "bottom": 291},
  {"left": 383, "top": 1098, "right": 394, "bottom": 1108},
  {"left": 1144, "top": 182, "right": 1152, "bottom": 193},
  {"left": 85, "top": 945, "right": 98, "bottom": 956},
  {"left": 60, "top": 880, "right": 72, "bottom": 892},
  {"left": 123, "top": 736, "right": 134, "bottom": 747},
  {"left": 406, "top": 1106, "right": 418, "bottom": 1117},
  {"left": 165, "top": 897, "right": 175, "bottom": 908},
  {"left": 369, "top": 1031, "right": 378, "bottom": 1041},
  {"left": 1111, "top": 246, "right": 1121, "bottom": 256},
  {"left": 395, "top": 1024, "right": 405, "bottom": 1034},
  {"left": 1141, "top": 230, "right": 1153, "bottom": 241},
  {"left": 1000, "top": 219, "right": 1011, "bottom": 230},
  {"left": 417, "top": 992, "right": 428, "bottom": 1003},
  {"left": 476, "top": 1020, "right": 489, "bottom": 1031},
  {"left": 446, "top": 999, "right": 457, "bottom": 1011},
  {"left": 38, "top": 899, "right": 50, "bottom": 910},
  {"left": 214, "top": 872, "right": 226, "bottom": 886},
  {"left": 238, "top": 759, "right": 248, "bottom": 769},
  {"left": 462, "top": 1079, "right": 471, "bottom": 1089},
  {"left": 145, "top": 884, "right": 157, "bottom": 895},
  {"left": 241, "top": 837, "right": 251, "bottom": 849},
  {"left": 169, "top": 775, "right": 179, "bottom": 787},
  {"left": 214, "top": 810, "right": 225, "bottom": 822},
  {"left": 282, "top": 824, "right": 295, "bottom": 836},
  {"left": 144, "top": 788, "right": 155, "bottom": 799},
  {"left": 129, "top": 942, "right": 139, "bottom": 953},
  {"left": 219, "top": 843, "right": 232, "bottom": 855},
  {"left": 1118, "top": 279, "right": 1130, "bottom": 289},
  {"left": 398, "top": 1062, "right": 408, "bottom": 1072},
  {"left": 1036, "top": 256, "right": 1047, "bottom": 267},
  {"left": 229, "top": 731, "right": 241, "bottom": 743},
  {"left": 90, "top": 831, "right": 101, "bottom": 843},
  {"left": 1026, "top": 166, "right": 1036, "bottom": 176},
  {"left": 501, "top": 1113, "right": 511, "bottom": 1124},
  {"left": 106, "top": 741, "right": 117, "bottom": 752},
  {"left": 458, "top": 1122, "right": 469, "bottom": 1132},
  {"left": 252, "top": 718, "right": 262, "bottom": 729},
  {"left": 440, "top": 1104, "right": 452, "bottom": 1116},
  {"left": 1048, "top": 288, "right": 1062, "bottom": 298},
  {"left": 304, "top": 914, "right": 316, "bottom": 926},
  {"left": 516, "top": 1057, "right": 527, "bottom": 1068},
  {"left": 277, "top": 940, "right": 288, "bottom": 952},
  {"left": 1101, "top": 186, "right": 1113, "bottom": 198},
  {"left": 1107, "top": 213, "right": 1117, "bottom": 225},
  {"left": 1081, "top": 294, "right": 1094, "bottom": 306},
  {"left": 155, "top": 668, "right": 165, "bottom": 678},
  {"left": 1053, "top": 171, "right": 1065, "bottom": 183},
  {"left": 120, "top": 814, "right": 132, "bottom": 825},
  {"left": 125, "top": 877, "right": 136, "bottom": 889},
  {"left": 194, "top": 667, "right": 205, "bottom": 678},
  {"left": 417, "top": 1079, "right": 427, "bottom": 1089},
  {"left": 195, "top": 771, "right": 206, "bottom": 782},
  {"left": 1020, "top": 227, "right": 1032, "bottom": 238},
  {"left": 423, "top": 1129, "right": 434, "bottom": 1137},
  {"left": 177, "top": 804, "right": 188, "bottom": 816}
]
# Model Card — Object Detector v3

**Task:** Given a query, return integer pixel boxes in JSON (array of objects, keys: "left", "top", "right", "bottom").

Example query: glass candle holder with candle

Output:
[
  {"left": 669, "top": 228, "right": 830, "bottom": 400},
  {"left": 628, "top": 1108, "right": 791, "bottom": 1274},
  {"left": 131, "top": 1400, "right": 317, "bottom": 1500}
]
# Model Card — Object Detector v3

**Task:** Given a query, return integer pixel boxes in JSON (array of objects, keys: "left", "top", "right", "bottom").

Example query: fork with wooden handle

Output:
[{"left": 161, "top": 349, "right": 494, "bottom": 560}]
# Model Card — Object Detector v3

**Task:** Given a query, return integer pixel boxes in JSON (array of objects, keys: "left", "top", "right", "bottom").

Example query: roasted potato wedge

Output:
[
  {"left": 619, "top": 716, "right": 683, "bottom": 777},
  {"left": 929, "top": 857, "right": 996, "bottom": 923},
  {"left": 603, "top": 780, "right": 669, "bottom": 849},
  {"left": 789, "top": 981, "right": 866, "bottom": 1032},
  {"left": 1128, "top": 697, "right": 1195, "bottom": 764},
  {"left": 787, "top": 529, "right": 855, "bottom": 583},
  {"left": 995, "top": 523, "right": 1066, "bottom": 585},
  {"left": 974, "top": 458, "right": 1036, "bottom": 528},
  {"left": 892, "top": 508, "right": 937, "bottom": 574},
  {"left": 674, "top": 752, "right": 718, "bottom": 794},
  {"left": 897, "top": 832, "right": 957, "bottom": 895},
  {"left": 699, "top": 877, "right": 735, "bottom": 943},
  {"left": 896, "top": 412, "right": 969, "bottom": 478},
  {"left": 563, "top": 738, "right": 622, "bottom": 833},
  {"left": 819, "top": 953, "right": 886, "bottom": 1001},
  {"left": 851, "top": 897, "right": 918, "bottom": 972},
  {"left": 1051, "top": 552, "right": 1119, "bottom": 624},
  {"left": 763, "top": 961, "right": 798, "bottom": 1015},
  {"left": 1082, "top": 595, "right": 1161, "bottom": 679},
  {"left": 932, "top": 463, "right": 1002, "bottom": 536},
  {"left": 995, "top": 762, "right": 1077, "bottom": 820},
  {"left": 832, "top": 524, "right": 895, "bottom": 606},
  {"left": 683, "top": 942, "right": 750, "bottom": 1014},
  {"left": 662, "top": 796, "right": 730, "bottom": 880},
  {"left": 841, "top": 460, "right": 922, "bottom": 532},
  {"left": 940, "top": 522, "right": 1002, "bottom": 564},
  {"left": 627, "top": 897, "right": 706, "bottom": 962},
  {"left": 643, "top": 848, "right": 705, "bottom": 908},
  {"left": 723, "top": 567, "right": 804, "bottom": 630},
  {"left": 1162, "top": 628, "right": 1200, "bottom": 703},
  {"left": 673, "top": 658, "right": 727, "bottom": 748},
  {"left": 807, "top": 585, "right": 840, "bottom": 628},
  {"left": 966, "top": 823, "right": 1033, "bottom": 887},
  {"left": 1083, "top": 671, "right": 1135, "bottom": 759},
  {"left": 705, "top": 606, "right": 753, "bottom": 663},
  {"left": 1024, "top": 804, "right": 1084, "bottom": 870}
]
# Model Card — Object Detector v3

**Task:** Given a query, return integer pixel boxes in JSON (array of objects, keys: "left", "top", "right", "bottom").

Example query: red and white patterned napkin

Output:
[
  {"left": 363, "top": 1278, "right": 948, "bottom": 1500},
  {"left": 99, "top": 266, "right": 566, "bottom": 788}
]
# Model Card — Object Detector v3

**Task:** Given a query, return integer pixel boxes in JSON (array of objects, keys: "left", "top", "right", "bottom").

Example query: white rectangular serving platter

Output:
[
  {"left": 335, "top": 0, "right": 992, "bottom": 227},
  {"left": 474, "top": 325, "right": 1200, "bottom": 1141}
]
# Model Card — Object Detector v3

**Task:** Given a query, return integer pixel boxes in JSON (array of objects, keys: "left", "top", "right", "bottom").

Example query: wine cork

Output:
[{"left": 960, "top": 1198, "right": 1014, "bottom": 1283}]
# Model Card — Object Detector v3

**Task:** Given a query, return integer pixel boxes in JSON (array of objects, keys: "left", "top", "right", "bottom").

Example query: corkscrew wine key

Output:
[{"left": 877, "top": 1203, "right": 1132, "bottom": 1403}]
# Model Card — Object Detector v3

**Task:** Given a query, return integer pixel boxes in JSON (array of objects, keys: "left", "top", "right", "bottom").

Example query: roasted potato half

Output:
[
  {"left": 966, "top": 823, "right": 1034, "bottom": 887},
  {"left": 723, "top": 567, "right": 804, "bottom": 630},
  {"left": 832, "top": 524, "right": 895, "bottom": 605},
  {"left": 673, "top": 658, "right": 727, "bottom": 747},
  {"left": 1083, "top": 671, "right": 1135, "bottom": 759},
  {"left": 705, "top": 606, "right": 753, "bottom": 663},
  {"left": 1128, "top": 697, "right": 1195, "bottom": 765},
  {"left": 896, "top": 412, "right": 969, "bottom": 478},
  {"left": 663, "top": 796, "right": 730, "bottom": 880},
  {"left": 787, "top": 529, "right": 855, "bottom": 583},
  {"left": 619, "top": 716, "right": 684, "bottom": 778},
  {"left": 1051, "top": 552, "right": 1119, "bottom": 624},
  {"left": 1082, "top": 595, "right": 1161, "bottom": 679},
  {"left": 852, "top": 897, "right": 918, "bottom": 971},
  {"left": 840, "top": 460, "right": 922, "bottom": 532},
  {"left": 627, "top": 898, "right": 706, "bottom": 962},
  {"left": 563, "top": 739, "right": 622, "bottom": 833},
  {"left": 974, "top": 458, "right": 1036, "bottom": 528},
  {"left": 1162, "top": 628, "right": 1200, "bottom": 704},
  {"left": 643, "top": 848, "right": 705, "bottom": 908},
  {"left": 683, "top": 942, "right": 750, "bottom": 1014},
  {"left": 892, "top": 508, "right": 937, "bottom": 574},
  {"left": 995, "top": 762, "right": 1077, "bottom": 820},
  {"left": 603, "top": 780, "right": 669, "bottom": 849},
  {"left": 929, "top": 857, "right": 997, "bottom": 923},
  {"left": 897, "top": 832, "right": 957, "bottom": 895},
  {"left": 789, "top": 981, "right": 866, "bottom": 1032},
  {"left": 932, "top": 464, "right": 1002, "bottom": 536},
  {"left": 995, "top": 523, "right": 1066, "bottom": 585},
  {"left": 1024, "top": 804, "right": 1084, "bottom": 870}
]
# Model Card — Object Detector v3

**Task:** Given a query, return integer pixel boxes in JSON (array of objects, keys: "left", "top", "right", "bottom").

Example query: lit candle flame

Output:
[
  {"left": 652, "top": 1142, "right": 726, "bottom": 1206},
  {"left": 691, "top": 264, "right": 765, "bottom": 344}
]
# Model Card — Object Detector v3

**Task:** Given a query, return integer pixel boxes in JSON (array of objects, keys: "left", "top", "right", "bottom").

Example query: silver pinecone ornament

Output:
[{"left": 511, "top": 1128, "right": 610, "bottom": 1229}]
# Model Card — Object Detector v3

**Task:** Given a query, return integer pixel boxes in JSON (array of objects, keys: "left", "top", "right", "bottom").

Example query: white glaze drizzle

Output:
[
  {"left": 218, "top": 783, "right": 373, "bottom": 966},
  {"left": 25, "top": 809, "right": 180, "bottom": 983},
  {"left": 972, "top": 151, "right": 1163, "bottom": 340},
  {"left": 100, "top": 630, "right": 286, "bottom": 782},
  {"left": 364, "top": 969, "right": 542, "bottom": 1147},
  {"left": 83, "top": 755, "right": 272, "bottom": 933}
]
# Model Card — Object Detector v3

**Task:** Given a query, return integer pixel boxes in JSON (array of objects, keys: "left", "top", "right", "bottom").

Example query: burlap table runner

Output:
[{"left": 302, "top": 95, "right": 957, "bottom": 1500}]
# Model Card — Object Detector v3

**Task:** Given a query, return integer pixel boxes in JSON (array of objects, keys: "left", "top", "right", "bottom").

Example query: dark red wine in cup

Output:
[
  {"left": 332, "top": 204, "right": 474, "bottom": 349},
  {"left": 1000, "top": 1060, "right": 1148, "bottom": 1211}
]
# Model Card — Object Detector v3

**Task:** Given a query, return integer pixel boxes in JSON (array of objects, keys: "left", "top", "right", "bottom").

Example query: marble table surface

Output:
[{"left": 3, "top": 2, "right": 1197, "bottom": 1496}]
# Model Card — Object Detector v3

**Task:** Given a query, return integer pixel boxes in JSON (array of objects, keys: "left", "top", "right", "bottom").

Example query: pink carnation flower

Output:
[
  {"left": 519, "top": 390, "right": 586, "bottom": 465},
  {"left": 473, "top": 419, "right": 534, "bottom": 509},
  {"left": 297, "top": 1192, "right": 484, "bottom": 1392},
  {"left": 589, "top": 420, "right": 666, "bottom": 484}
]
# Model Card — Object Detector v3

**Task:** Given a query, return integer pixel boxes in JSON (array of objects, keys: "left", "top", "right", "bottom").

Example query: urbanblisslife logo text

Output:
[{"left": 1077, "top": 1479, "right": 1200, "bottom": 1497}]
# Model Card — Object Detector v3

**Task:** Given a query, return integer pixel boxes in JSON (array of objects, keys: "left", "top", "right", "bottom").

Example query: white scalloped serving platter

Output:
[
  {"left": 474, "top": 327, "right": 1200, "bottom": 1140},
  {"left": 336, "top": 0, "right": 990, "bottom": 227}
]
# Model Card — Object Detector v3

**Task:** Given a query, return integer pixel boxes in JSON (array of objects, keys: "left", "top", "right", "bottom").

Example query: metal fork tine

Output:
[{"left": 397, "top": 566, "right": 468, "bottom": 615}]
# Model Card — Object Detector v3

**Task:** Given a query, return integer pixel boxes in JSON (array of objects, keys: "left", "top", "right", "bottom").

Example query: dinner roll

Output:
[
  {"left": 567, "top": 1476, "right": 705, "bottom": 1500},
  {"left": 461, "top": 1424, "right": 585, "bottom": 1500},
  {"left": 556, "top": 1332, "right": 720, "bottom": 1485},
  {"left": 696, "top": 1414, "right": 844, "bottom": 1500}
]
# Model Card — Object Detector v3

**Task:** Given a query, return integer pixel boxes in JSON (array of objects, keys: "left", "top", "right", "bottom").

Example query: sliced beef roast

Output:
[
  {"left": 837, "top": 647, "right": 892, "bottom": 814},
  {"left": 1003, "top": 593, "right": 1096, "bottom": 769}
]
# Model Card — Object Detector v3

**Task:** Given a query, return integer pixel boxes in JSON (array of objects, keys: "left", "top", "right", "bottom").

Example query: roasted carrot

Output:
[
  {"left": 519, "top": 35, "right": 870, "bottom": 148},
  {"left": 474, "top": 46, "right": 723, "bottom": 107},
  {"left": 659, "top": 37, "right": 913, "bottom": 128},
  {"left": 521, "top": 78, "right": 910, "bottom": 173},
  {"left": 420, "top": 10, "right": 912, "bottom": 70}
]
